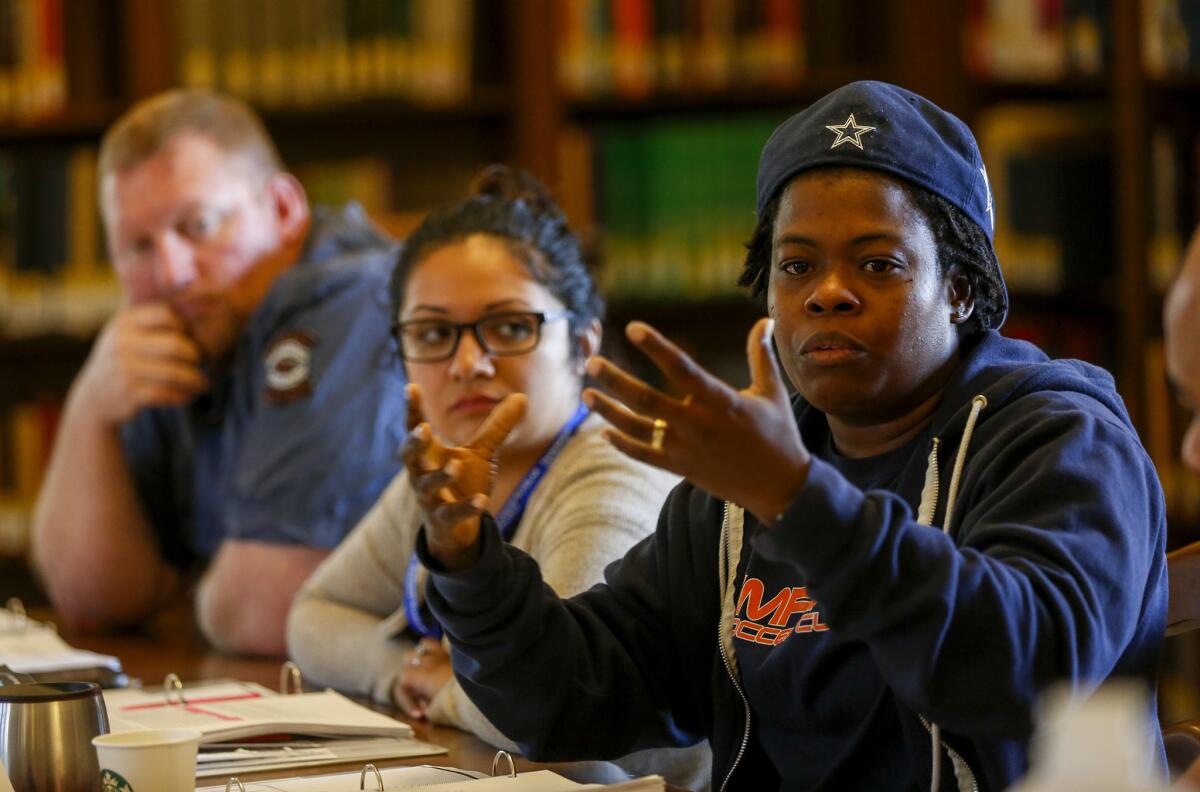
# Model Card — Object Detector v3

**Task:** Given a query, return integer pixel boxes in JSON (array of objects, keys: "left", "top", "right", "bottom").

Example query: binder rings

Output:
[{"left": 202, "top": 754, "right": 667, "bottom": 791}]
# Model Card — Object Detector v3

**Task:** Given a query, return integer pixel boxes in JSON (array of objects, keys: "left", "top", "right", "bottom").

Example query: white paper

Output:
[
  {"left": 391, "top": 771, "right": 592, "bottom": 791},
  {"left": 103, "top": 683, "right": 413, "bottom": 743},
  {"left": 194, "top": 736, "right": 447, "bottom": 777},
  {"left": 0, "top": 756, "right": 15, "bottom": 792},
  {"left": 195, "top": 765, "right": 486, "bottom": 791},
  {"left": 0, "top": 616, "right": 121, "bottom": 674},
  {"left": 376, "top": 770, "right": 666, "bottom": 791}
]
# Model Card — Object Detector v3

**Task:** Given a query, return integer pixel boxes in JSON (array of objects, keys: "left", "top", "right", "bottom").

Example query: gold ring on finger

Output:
[{"left": 651, "top": 418, "right": 667, "bottom": 451}]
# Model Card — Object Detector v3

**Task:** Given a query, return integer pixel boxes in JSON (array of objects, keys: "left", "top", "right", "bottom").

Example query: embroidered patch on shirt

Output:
[
  {"left": 733, "top": 579, "right": 829, "bottom": 647},
  {"left": 264, "top": 330, "right": 317, "bottom": 404}
]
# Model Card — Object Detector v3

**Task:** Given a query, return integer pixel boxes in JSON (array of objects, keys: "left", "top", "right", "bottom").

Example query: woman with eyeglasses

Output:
[{"left": 286, "top": 165, "right": 710, "bottom": 789}]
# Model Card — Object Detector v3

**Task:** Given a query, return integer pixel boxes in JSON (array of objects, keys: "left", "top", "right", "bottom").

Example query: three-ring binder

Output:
[
  {"left": 222, "top": 750, "right": 520, "bottom": 790},
  {"left": 157, "top": 661, "right": 301, "bottom": 706},
  {"left": 279, "top": 660, "right": 303, "bottom": 694},
  {"left": 360, "top": 763, "right": 384, "bottom": 790},
  {"left": 491, "top": 750, "right": 517, "bottom": 778},
  {"left": 163, "top": 672, "right": 186, "bottom": 704}
]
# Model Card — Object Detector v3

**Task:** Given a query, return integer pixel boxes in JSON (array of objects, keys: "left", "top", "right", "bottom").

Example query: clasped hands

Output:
[{"left": 400, "top": 317, "right": 812, "bottom": 572}]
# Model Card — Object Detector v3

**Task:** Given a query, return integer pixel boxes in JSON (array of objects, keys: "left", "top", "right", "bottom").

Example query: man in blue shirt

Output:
[{"left": 32, "top": 90, "right": 406, "bottom": 657}]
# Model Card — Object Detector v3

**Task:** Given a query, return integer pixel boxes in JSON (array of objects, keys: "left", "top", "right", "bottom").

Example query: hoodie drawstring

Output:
[{"left": 927, "top": 394, "right": 988, "bottom": 792}]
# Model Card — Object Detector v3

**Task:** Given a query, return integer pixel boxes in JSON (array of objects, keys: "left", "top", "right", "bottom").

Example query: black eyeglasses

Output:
[{"left": 392, "top": 310, "right": 573, "bottom": 363}]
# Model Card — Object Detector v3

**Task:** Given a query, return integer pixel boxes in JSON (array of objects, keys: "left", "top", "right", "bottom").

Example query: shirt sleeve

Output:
[
  {"left": 287, "top": 472, "right": 416, "bottom": 702},
  {"left": 756, "top": 391, "right": 1168, "bottom": 740},
  {"left": 423, "top": 483, "right": 714, "bottom": 763},
  {"left": 223, "top": 268, "right": 408, "bottom": 549},
  {"left": 424, "top": 436, "right": 679, "bottom": 745}
]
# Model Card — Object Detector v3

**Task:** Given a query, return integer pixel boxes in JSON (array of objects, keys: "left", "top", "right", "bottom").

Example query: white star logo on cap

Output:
[{"left": 826, "top": 114, "right": 876, "bottom": 150}]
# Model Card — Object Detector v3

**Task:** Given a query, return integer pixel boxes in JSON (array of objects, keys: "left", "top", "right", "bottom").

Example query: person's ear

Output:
[
  {"left": 947, "top": 269, "right": 975, "bottom": 326},
  {"left": 266, "top": 172, "right": 310, "bottom": 245},
  {"left": 575, "top": 318, "right": 602, "bottom": 375}
]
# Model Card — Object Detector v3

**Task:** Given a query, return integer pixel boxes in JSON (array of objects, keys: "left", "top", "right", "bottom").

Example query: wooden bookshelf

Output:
[
  {"left": 564, "top": 70, "right": 884, "bottom": 120},
  {"left": 1, "top": 0, "right": 1198, "bottom": 544},
  {"left": 0, "top": 104, "right": 125, "bottom": 144}
]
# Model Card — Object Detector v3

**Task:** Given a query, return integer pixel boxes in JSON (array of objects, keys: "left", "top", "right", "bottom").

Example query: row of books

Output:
[
  {"left": 1150, "top": 125, "right": 1195, "bottom": 294},
  {"left": 0, "top": 0, "right": 123, "bottom": 123},
  {"left": 1146, "top": 339, "right": 1200, "bottom": 526},
  {"left": 0, "top": 397, "right": 58, "bottom": 557},
  {"left": 1, "top": 0, "right": 480, "bottom": 122},
  {"left": 963, "top": 0, "right": 1200, "bottom": 81},
  {"left": 0, "top": 108, "right": 1188, "bottom": 338},
  {"left": 175, "top": 0, "right": 476, "bottom": 108},
  {"left": 976, "top": 103, "right": 1116, "bottom": 296},
  {"left": 0, "top": 0, "right": 67, "bottom": 123},
  {"left": 558, "top": 0, "right": 807, "bottom": 100},
  {"left": 0, "top": 146, "right": 117, "bottom": 338},
  {"left": 964, "top": 0, "right": 1111, "bottom": 80},
  {"left": 574, "top": 103, "right": 1121, "bottom": 303},
  {"left": 580, "top": 114, "right": 781, "bottom": 301},
  {"left": 1144, "top": 0, "right": 1200, "bottom": 76},
  {"left": 990, "top": 112, "right": 1197, "bottom": 298}
]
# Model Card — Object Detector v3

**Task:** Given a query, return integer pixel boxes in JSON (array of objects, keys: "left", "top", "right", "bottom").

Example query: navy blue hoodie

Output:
[{"left": 423, "top": 331, "right": 1167, "bottom": 791}]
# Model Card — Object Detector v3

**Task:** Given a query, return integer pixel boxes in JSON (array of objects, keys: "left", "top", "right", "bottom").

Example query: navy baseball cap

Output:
[{"left": 756, "top": 80, "right": 1008, "bottom": 328}]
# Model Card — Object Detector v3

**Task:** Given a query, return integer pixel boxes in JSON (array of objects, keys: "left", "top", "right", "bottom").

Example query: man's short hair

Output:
[{"left": 98, "top": 89, "right": 284, "bottom": 191}]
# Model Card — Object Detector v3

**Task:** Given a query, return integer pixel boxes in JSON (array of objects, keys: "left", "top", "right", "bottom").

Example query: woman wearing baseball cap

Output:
[{"left": 400, "top": 82, "right": 1167, "bottom": 790}]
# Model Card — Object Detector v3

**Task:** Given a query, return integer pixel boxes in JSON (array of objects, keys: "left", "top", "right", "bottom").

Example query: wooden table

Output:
[{"left": 40, "top": 608, "right": 548, "bottom": 785}]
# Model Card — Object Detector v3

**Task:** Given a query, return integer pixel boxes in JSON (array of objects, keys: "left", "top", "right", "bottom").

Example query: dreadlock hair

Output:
[
  {"left": 389, "top": 165, "right": 603, "bottom": 359},
  {"left": 738, "top": 172, "right": 1006, "bottom": 337}
]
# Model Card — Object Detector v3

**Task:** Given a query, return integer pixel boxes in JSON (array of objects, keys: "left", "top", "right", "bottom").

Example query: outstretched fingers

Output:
[
  {"left": 583, "top": 388, "right": 659, "bottom": 446},
  {"left": 412, "top": 461, "right": 459, "bottom": 504},
  {"left": 624, "top": 321, "right": 724, "bottom": 403},
  {"left": 468, "top": 393, "right": 527, "bottom": 457},
  {"left": 405, "top": 383, "right": 427, "bottom": 433},
  {"left": 585, "top": 355, "right": 681, "bottom": 419},
  {"left": 400, "top": 423, "right": 438, "bottom": 472}
]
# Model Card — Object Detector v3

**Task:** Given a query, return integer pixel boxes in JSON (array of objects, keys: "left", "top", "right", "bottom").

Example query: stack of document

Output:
[
  {"left": 0, "top": 601, "right": 125, "bottom": 686},
  {"left": 194, "top": 765, "right": 667, "bottom": 790},
  {"left": 104, "top": 680, "right": 446, "bottom": 777}
]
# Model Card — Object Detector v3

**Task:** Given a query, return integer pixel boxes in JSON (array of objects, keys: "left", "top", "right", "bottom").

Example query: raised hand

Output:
[
  {"left": 401, "top": 383, "right": 527, "bottom": 570},
  {"left": 583, "top": 317, "right": 811, "bottom": 525},
  {"left": 75, "top": 303, "right": 208, "bottom": 425}
]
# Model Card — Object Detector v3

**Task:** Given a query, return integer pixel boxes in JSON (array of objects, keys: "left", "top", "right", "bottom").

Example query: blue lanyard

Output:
[{"left": 403, "top": 404, "right": 590, "bottom": 639}]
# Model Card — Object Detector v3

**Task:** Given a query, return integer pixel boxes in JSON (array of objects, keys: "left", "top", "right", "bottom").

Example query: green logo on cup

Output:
[{"left": 100, "top": 768, "right": 134, "bottom": 792}]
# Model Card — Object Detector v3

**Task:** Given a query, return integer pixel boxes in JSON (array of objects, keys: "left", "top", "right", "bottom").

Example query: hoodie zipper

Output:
[
  {"left": 920, "top": 715, "right": 980, "bottom": 792},
  {"left": 918, "top": 395, "right": 989, "bottom": 792},
  {"left": 717, "top": 501, "right": 751, "bottom": 792},
  {"left": 917, "top": 437, "right": 941, "bottom": 527}
]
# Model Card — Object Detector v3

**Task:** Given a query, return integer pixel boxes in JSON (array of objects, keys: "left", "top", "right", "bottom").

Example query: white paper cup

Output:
[{"left": 93, "top": 728, "right": 201, "bottom": 792}]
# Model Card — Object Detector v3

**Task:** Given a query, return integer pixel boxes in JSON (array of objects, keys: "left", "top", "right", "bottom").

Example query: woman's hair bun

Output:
[{"left": 469, "top": 164, "right": 560, "bottom": 218}]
